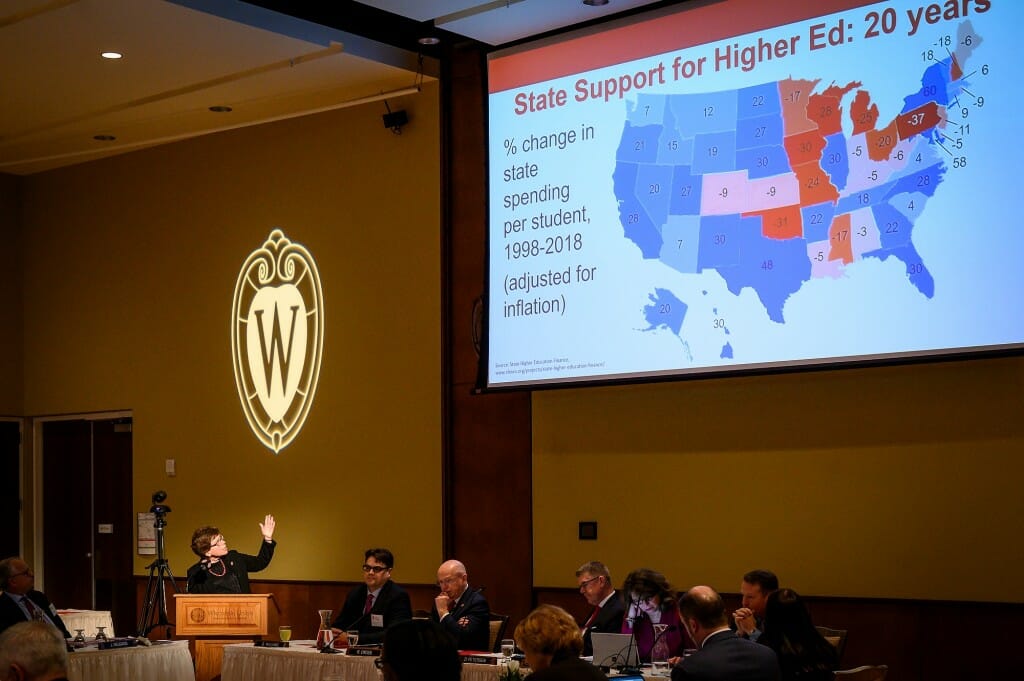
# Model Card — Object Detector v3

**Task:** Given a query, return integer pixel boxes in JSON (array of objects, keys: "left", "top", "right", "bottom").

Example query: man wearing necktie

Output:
[
  {"left": 330, "top": 548, "right": 412, "bottom": 645},
  {"left": 431, "top": 559, "right": 490, "bottom": 651},
  {"left": 575, "top": 561, "right": 625, "bottom": 656},
  {"left": 0, "top": 557, "right": 71, "bottom": 638}
]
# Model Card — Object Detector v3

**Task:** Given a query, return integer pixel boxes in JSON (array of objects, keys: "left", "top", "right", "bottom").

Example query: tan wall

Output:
[
  {"left": 18, "top": 83, "right": 443, "bottom": 584},
  {"left": 533, "top": 355, "right": 1024, "bottom": 602},
  {"left": 0, "top": 173, "right": 24, "bottom": 415}
]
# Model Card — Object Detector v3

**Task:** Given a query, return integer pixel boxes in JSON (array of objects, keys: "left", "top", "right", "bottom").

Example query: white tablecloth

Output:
[
  {"left": 59, "top": 609, "right": 115, "bottom": 637},
  {"left": 221, "top": 641, "right": 499, "bottom": 681},
  {"left": 67, "top": 640, "right": 194, "bottom": 681}
]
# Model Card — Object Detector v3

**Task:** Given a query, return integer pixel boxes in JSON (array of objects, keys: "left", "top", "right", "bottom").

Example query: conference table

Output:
[
  {"left": 58, "top": 609, "right": 115, "bottom": 637},
  {"left": 221, "top": 641, "right": 502, "bottom": 681},
  {"left": 67, "top": 639, "right": 194, "bottom": 681}
]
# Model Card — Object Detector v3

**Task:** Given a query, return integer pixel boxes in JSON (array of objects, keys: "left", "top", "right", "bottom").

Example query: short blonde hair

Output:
[{"left": 514, "top": 604, "right": 583, "bottom": 656}]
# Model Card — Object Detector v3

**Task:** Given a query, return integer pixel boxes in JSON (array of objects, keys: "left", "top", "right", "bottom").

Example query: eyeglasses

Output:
[
  {"left": 211, "top": 538, "right": 226, "bottom": 546},
  {"left": 437, "top": 576, "right": 461, "bottom": 587},
  {"left": 362, "top": 565, "right": 389, "bottom": 573},
  {"left": 374, "top": 657, "right": 387, "bottom": 670},
  {"left": 578, "top": 576, "right": 601, "bottom": 590},
  {"left": 8, "top": 569, "right": 33, "bottom": 579}
]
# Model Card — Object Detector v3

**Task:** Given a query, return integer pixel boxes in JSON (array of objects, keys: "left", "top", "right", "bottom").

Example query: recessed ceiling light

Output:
[
  {"left": 208, "top": 105, "right": 233, "bottom": 113},
  {"left": 93, "top": 134, "right": 116, "bottom": 141},
  {"left": 418, "top": 36, "right": 440, "bottom": 46},
  {"left": 583, "top": 0, "right": 610, "bottom": 6},
  {"left": 101, "top": 51, "right": 122, "bottom": 59}
]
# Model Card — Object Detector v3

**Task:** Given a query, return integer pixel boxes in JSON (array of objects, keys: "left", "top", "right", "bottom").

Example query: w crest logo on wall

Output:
[{"left": 231, "top": 229, "right": 324, "bottom": 454}]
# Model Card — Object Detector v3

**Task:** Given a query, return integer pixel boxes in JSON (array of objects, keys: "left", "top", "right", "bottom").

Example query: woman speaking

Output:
[{"left": 186, "top": 515, "right": 277, "bottom": 593}]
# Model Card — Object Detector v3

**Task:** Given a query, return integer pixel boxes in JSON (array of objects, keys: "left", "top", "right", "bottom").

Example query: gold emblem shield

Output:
[{"left": 231, "top": 229, "right": 324, "bottom": 453}]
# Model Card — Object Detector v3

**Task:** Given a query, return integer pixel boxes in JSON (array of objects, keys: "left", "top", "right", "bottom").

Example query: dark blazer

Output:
[
  {"left": 330, "top": 579, "right": 412, "bottom": 644},
  {"left": 529, "top": 651, "right": 609, "bottom": 681},
  {"left": 671, "top": 629, "right": 780, "bottom": 681},
  {"left": 0, "top": 590, "right": 71, "bottom": 638},
  {"left": 186, "top": 540, "right": 276, "bottom": 594},
  {"left": 431, "top": 587, "right": 490, "bottom": 651},
  {"left": 582, "top": 592, "right": 626, "bottom": 656}
]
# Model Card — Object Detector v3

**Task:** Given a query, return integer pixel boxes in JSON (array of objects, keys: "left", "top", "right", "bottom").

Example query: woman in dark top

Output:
[
  {"left": 758, "top": 588, "right": 839, "bottom": 681},
  {"left": 186, "top": 515, "right": 277, "bottom": 593},
  {"left": 515, "top": 604, "right": 607, "bottom": 681}
]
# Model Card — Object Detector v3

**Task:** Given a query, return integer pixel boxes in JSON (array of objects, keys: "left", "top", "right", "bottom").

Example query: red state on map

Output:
[
  {"left": 783, "top": 129, "right": 826, "bottom": 166},
  {"left": 850, "top": 90, "right": 879, "bottom": 135},
  {"left": 778, "top": 77, "right": 820, "bottom": 135},
  {"left": 806, "top": 81, "right": 859, "bottom": 136},
  {"left": 896, "top": 101, "right": 942, "bottom": 140},
  {"left": 950, "top": 55, "right": 963, "bottom": 81},
  {"left": 866, "top": 120, "right": 899, "bottom": 162},
  {"left": 745, "top": 204, "right": 804, "bottom": 240},
  {"left": 828, "top": 213, "right": 853, "bottom": 264},
  {"left": 793, "top": 161, "right": 839, "bottom": 205}
]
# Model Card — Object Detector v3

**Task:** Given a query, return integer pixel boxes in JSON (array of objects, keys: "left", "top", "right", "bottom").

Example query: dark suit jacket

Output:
[
  {"left": 671, "top": 630, "right": 780, "bottom": 681},
  {"left": 529, "top": 651, "right": 609, "bottom": 681},
  {"left": 186, "top": 540, "right": 276, "bottom": 594},
  {"left": 431, "top": 587, "right": 490, "bottom": 651},
  {"left": 330, "top": 580, "right": 412, "bottom": 644},
  {"left": 582, "top": 592, "right": 626, "bottom": 656},
  {"left": 0, "top": 590, "right": 71, "bottom": 638}
]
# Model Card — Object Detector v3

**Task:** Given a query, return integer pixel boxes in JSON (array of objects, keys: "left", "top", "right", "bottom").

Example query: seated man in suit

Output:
[
  {"left": 575, "top": 560, "right": 624, "bottom": 656},
  {"left": 0, "top": 621, "right": 69, "bottom": 681},
  {"left": 0, "top": 558, "right": 70, "bottom": 639},
  {"left": 331, "top": 548, "right": 412, "bottom": 645},
  {"left": 733, "top": 569, "right": 778, "bottom": 643},
  {"left": 431, "top": 559, "right": 490, "bottom": 651},
  {"left": 671, "top": 586, "right": 779, "bottom": 681}
]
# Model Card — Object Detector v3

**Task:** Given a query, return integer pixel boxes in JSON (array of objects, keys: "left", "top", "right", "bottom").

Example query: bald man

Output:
[
  {"left": 430, "top": 559, "right": 490, "bottom": 651},
  {"left": 672, "top": 586, "right": 779, "bottom": 681}
]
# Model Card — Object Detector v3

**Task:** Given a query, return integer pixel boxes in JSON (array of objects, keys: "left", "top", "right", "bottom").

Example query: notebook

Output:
[{"left": 590, "top": 632, "right": 639, "bottom": 669}]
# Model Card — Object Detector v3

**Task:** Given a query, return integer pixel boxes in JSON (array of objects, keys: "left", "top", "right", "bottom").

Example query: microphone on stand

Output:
[{"left": 619, "top": 595, "right": 643, "bottom": 676}]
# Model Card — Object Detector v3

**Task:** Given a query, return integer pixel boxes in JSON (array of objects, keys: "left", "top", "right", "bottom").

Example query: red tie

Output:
[
  {"left": 364, "top": 593, "right": 374, "bottom": 615},
  {"left": 22, "top": 597, "right": 39, "bottom": 619},
  {"left": 583, "top": 606, "right": 599, "bottom": 630}
]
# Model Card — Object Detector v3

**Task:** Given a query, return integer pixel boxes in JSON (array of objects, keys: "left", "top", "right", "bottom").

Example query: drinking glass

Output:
[
  {"left": 72, "top": 629, "right": 86, "bottom": 645},
  {"left": 94, "top": 626, "right": 108, "bottom": 642},
  {"left": 501, "top": 639, "right": 515, "bottom": 660},
  {"left": 347, "top": 630, "right": 360, "bottom": 648},
  {"left": 279, "top": 625, "right": 292, "bottom": 642}
]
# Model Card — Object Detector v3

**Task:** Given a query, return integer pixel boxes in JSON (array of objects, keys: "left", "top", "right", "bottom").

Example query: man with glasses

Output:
[
  {"left": 185, "top": 515, "right": 277, "bottom": 593},
  {"left": 0, "top": 557, "right": 70, "bottom": 638},
  {"left": 575, "top": 561, "right": 624, "bottom": 656},
  {"left": 431, "top": 559, "right": 489, "bottom": 651},
  {"left": 330, "top": 548, "right": 412, "bottom": 645}
]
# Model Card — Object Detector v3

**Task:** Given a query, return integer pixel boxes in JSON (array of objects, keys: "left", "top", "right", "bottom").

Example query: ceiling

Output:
[{"left": 0, "top": 0, "right": 670, "bottom": 176}]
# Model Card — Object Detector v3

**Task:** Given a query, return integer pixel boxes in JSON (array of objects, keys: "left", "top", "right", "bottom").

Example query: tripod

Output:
[{"left": 137, "top": 507, "right": 179, "bottom": 638}]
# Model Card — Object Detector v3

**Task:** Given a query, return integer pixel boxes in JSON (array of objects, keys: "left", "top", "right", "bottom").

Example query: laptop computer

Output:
[{"left": 590, "top": 632, "right": 639, "bottom": 669}]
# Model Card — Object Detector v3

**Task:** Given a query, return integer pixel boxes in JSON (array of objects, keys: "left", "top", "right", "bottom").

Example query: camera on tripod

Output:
[{"left": 150, "top": 490, "right": 171, "bottom": 522}]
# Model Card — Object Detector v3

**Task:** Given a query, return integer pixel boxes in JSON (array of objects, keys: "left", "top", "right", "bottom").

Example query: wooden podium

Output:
[{"left": 174, "top": 594, "right": 277, "bottom": 681}]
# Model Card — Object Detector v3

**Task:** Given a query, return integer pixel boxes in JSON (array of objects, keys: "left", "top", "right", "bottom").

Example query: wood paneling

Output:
[
  {"left": 442, "top": 41, "right": 534, "bottom": 628},
  {"left": 533, "top": 586, "right": 1024, "bottom": 681}
]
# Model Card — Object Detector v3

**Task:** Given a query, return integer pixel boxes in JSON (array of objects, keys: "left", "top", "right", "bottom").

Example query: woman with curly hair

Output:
[{"left": 620, "top": 568, "right": 693, "bottom": 662}]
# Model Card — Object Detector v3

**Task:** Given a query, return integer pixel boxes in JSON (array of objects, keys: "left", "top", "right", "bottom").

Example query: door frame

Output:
[
  {"left": 32, "top": 410, "right": 132, "bottom": 592},
  {"left": 0, "top": 416, "right": 25, "bottom": 558}
]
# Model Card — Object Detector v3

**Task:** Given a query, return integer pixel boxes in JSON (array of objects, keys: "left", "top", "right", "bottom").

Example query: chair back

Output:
[
  {"left": 815, "top": 625, "right": 848, "bottom": 662},
  {"left": 488, "top": 612, "right": 510, "bottom": 652},
  {"left": 833, "top": 664, "right": 888, "bottom": 681}
]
